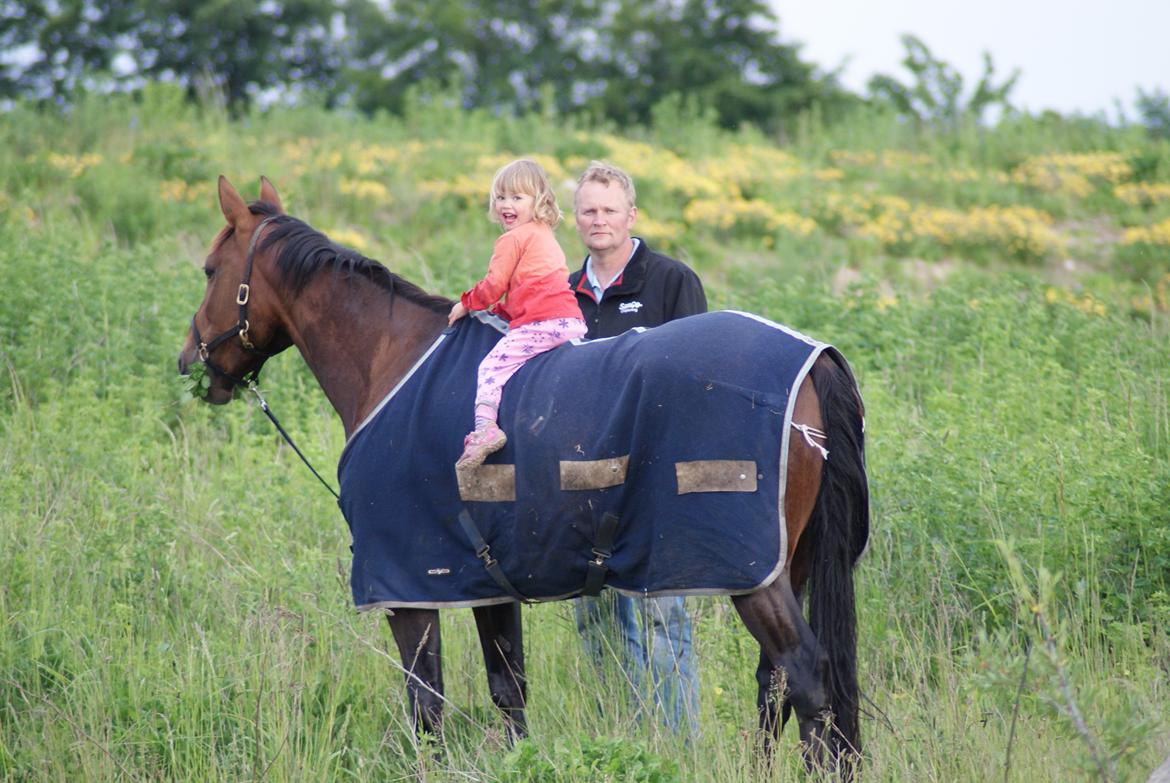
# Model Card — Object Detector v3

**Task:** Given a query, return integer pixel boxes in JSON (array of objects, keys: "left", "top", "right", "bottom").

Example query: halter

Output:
[
  {"left": 188, "top": 212, "right": 340, "bottom": 500},
  {"left": 190, "top": 215, "right": 281, "bottom": 388}
]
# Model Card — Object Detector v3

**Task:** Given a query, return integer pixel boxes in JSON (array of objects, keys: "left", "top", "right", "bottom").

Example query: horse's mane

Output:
[{"left": 247, "top": 201, "right": 453, "bottom": 314}]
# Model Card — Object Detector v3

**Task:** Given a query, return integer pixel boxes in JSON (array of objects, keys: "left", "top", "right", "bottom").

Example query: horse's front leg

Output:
[
  {"left": 472, "top": 601, "right": 527, "bottom": 742},
  {"left": 386, "top": 608, "right": 445, "bottom": 739}
]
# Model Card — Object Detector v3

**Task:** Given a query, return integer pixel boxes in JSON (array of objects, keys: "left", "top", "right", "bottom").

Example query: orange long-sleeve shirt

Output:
[{"left": 460, "top": 221, "right": 584, "bottom": 327}]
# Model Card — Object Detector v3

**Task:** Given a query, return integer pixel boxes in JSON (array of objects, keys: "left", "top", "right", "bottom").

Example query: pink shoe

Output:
[{"left": 455, "top": 423, "right": 507, "bottom": 469}]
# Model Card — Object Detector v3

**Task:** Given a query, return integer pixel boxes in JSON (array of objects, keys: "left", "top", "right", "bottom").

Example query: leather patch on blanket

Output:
[
  {"left": 560, "top": 456, "right": 629, "bottom": 490},
  {"left": 457, "top": 464, "right": 516, "bottom": 502},
  {"left": 675, "top": 460, "right": 759, "bottom": 494}
]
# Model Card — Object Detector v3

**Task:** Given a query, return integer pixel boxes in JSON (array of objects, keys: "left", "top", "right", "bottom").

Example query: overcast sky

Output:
[{"left": 772, "top": 0, "right": 1170, "bottom": 120}]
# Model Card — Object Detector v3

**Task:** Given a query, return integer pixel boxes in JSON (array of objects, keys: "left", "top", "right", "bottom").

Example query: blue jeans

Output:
[{"left": 574, "top": 592, "right": 700, "bottom": 734}]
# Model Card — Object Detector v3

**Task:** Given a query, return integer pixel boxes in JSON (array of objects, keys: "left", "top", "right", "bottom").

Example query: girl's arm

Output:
[{"left": 461, "top": 232, "right": 522, "bottom": 311}]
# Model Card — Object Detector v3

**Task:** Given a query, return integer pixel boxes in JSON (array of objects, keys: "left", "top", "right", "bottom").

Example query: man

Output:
[{"left": 569, "top": 160, "right": 706, "bottom": 733}]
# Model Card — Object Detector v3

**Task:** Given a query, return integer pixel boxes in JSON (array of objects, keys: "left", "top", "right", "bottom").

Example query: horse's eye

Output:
[{"left": 204, "top": 268, "right": 214, "bottom": 279}]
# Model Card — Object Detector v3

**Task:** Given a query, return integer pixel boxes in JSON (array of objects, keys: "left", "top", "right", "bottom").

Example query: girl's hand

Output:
[{"left": 448, "top": 302, "right": 468, "bottom": 326}]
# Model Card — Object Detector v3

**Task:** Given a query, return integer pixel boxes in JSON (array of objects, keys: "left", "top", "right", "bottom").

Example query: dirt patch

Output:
[{"left": 1048, "top": 217, "right": 1121, "bottom": 285}]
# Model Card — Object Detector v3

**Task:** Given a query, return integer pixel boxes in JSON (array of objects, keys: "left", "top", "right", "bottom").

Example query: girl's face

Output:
[{"left": 494, "top": 190, "right": 536, "bottom": 231}]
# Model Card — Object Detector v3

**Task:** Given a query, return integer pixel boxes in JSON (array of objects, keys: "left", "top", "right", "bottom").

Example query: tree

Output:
[
  {"left": 133, "top": 0, "right": 343, "bottom": 108},
  {"left": 342, "top": 0, "right": 604, "bottom": 116},
  {"left": 0, "top": 1, "right": 145, "bottom": 101},
  {"left": 867, "top": 34, "right": 1019, "bottom": 131},
  {"left": 0, "top": 0, "right": 343, "bottom": 109},
  {"left": 344, "top": 0, "right": 843, "bottom": 132},
  {"left": 1136, "top": 87, "right": 1170, "bottom": 141},
  {"left": 590, "top": 0, "right": 833, "bottom": 131},
  {"left": 2, "top": 0, "right": 847, "bottom": 130}
]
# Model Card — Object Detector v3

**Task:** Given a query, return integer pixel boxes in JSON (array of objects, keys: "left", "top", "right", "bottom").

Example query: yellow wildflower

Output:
[
  {"left": 325, "top": 227, "right": 371, "bottom": 254},
  {"left": 1122, "top": 219, "right": 1170, "bottom": 246},
  {"left": 1113, "top": 182, "right": 1170, "bottom": 207},
  {"left": 339, "top": 178, "right": 392, "bottom": 203},
  {"left": 633, "top": 213, "right": 683, "bottom": 246},
  {"left": 828, "top": 150, "right": 876, "bottom": 168},
  {"left": 282, "top": 138, "right": 315, "bottom": 162},
  {"left": 159, "top": 179, "right": 209, "bottom": 203},
  {"left": 317, "top": 150, "right": 344, "bottom": 169},
  {"left": 683, "top": 197, "right": 816, "bottom": 237},
  {"left": 1013, "top": 152, "right": 1131, "bottom": 198},
  {"left": 46, "top": 152, "right": 103, "bottom": 177},
  {"left": 881, "top": 150, "right": 933, "bottom": 168}
]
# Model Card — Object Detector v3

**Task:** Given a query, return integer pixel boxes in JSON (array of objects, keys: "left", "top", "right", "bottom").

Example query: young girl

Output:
[{"left": 449, "top": 159, "right": 587, "bottom": 469}]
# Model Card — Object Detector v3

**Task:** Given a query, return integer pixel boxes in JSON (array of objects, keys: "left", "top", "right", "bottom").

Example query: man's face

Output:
[{"left": 574, "top": 180, "right": 636, "bottom": 255}]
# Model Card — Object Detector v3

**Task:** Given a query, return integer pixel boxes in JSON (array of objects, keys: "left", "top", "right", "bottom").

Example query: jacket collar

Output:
[{"left": 570, "top": 238, "right": 649, "bottom": 300}]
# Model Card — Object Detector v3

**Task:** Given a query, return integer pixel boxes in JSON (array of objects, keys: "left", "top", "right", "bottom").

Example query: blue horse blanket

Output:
[{"left": 337, "top": 310, "right": 836, "bottom": 610}]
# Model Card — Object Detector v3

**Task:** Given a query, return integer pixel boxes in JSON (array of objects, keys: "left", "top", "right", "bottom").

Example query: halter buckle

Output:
[
  {"left": 198, "top": 342, "right": 209, "bottom": 362},
  {"left": 236, "top": 283, "right": 250, "bottom": 305},
  {"left": 239, "top": 319, "right": 254, "bottom": 349}
]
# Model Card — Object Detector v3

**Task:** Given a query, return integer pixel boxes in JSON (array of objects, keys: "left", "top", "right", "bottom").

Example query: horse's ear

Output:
[
  {"left": 259, "top": 176, "right": 284, "bottom": 213},
  {"left": 218, "top": 175, "right": 250, "bottom": 227}
]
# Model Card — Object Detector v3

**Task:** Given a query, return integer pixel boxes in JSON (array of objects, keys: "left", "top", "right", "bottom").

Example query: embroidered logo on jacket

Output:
[{"left": 619, "top": 301, "right": 644, "bottom": 314}]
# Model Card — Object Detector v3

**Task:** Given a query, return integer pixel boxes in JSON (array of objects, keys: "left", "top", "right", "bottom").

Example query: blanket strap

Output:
[
  {"left": 457, "top": 509, "right": 532, "bottom": 604},
  {"left": 581, "top": 512, "right": 620, "bottom": 597}
]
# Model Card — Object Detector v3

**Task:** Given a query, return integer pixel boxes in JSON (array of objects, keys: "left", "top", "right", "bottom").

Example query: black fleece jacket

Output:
[{"left": 568, "top": 239, "right": 707, "bottom": 338}]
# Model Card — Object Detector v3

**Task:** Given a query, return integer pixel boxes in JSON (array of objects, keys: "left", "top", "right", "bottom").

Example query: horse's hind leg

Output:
[
  {"left": 472, "top": 602, "right": 528, "bottom": 742},
  {"left": 386, "top": 608, "right": 445, "bottom": 739},
  {"left": 732, "top": 575, "right": 832, "bottom": 768}
]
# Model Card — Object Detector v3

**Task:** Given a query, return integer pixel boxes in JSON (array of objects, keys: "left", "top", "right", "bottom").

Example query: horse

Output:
[{"left": 177, "top": 176, "right": 870, "bottom": 774}]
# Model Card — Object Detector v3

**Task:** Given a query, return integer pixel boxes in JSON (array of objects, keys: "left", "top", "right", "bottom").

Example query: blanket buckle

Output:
[
  {"left": 457, "top": 509, "right": 531, "bottom": 604},
  {"left": 581, "top": 512, "right": 620, "bottom": 597},
  {"left": 475, "top": 543, "right": 496, "bottom": 567}
]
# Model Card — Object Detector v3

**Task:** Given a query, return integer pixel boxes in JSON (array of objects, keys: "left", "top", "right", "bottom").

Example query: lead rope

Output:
[
  {"left": 791, "top": 422, "right": 829, "bottom": 461},
  {"left": 249, "top": 382, "right": 341, "bottom": 500}
]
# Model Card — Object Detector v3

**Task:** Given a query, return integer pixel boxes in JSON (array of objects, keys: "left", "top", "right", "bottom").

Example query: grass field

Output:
[{"left": 1, "top": 86, "right": 1169, "bottom": 780}]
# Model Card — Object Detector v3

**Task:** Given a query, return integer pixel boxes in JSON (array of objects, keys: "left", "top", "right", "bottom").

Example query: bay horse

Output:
[{"left": 177, "top": 176, "right": 869, "bottom": 773}]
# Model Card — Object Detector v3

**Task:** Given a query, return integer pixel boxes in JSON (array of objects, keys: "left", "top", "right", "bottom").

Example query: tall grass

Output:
[{"left": 1, "top": 88, "right": 1168, "bottom": 780}]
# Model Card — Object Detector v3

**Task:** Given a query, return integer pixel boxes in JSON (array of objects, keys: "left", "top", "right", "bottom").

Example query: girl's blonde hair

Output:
[{"left": 488, "top": 159, "right": 563, "bottom": 227}]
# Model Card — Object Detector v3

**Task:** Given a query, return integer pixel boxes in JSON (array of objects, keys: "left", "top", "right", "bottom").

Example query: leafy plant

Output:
[
  {"left": 493, "top": 738, "right": 679, "bottom": 783},
  {"left": 1136, "top": 87, "right": 1170, "bottom": 141},
  {"left": 867, "top": 34, "right": 1020, "bottom": 131},
  {"left": 180, "top": 360, "right": 212, "bottom": 402}
]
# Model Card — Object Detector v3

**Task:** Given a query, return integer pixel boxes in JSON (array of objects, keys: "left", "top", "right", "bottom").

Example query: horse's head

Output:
[{"left": 178, "top": 175, "right": 293, "bottom": 403}]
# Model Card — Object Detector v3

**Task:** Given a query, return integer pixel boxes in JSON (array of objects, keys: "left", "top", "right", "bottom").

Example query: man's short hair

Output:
[{"left": 574, "top": 160, "right": 636, "bottom": 210}]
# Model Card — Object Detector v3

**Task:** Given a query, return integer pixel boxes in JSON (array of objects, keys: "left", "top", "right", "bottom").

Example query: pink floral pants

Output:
[{"left": 475, "top": 317, "right": 587, "bottom": 421}]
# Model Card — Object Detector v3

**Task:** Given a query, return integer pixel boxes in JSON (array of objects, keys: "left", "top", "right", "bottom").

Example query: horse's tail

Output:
[{"left": 807, "top": 352, "right": 869, "bottom": 760}]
